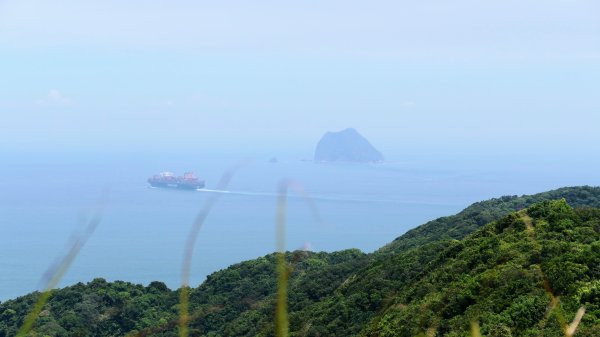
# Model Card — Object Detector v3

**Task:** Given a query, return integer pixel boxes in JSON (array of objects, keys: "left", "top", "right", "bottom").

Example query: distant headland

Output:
[{"left": 314, "top": 128, "right": 384, "bottom": 163}]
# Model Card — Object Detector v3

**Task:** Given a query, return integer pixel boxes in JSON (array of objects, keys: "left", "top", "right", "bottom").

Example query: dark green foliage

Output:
[
  {"left": 357, "top": 200, "right": 600, "bottom": 336},
  {"left": 184, "top": 249, "right": 368, "bottom": 336},
  {"left": 1, "top": 186, "right": 600, "bottom": 336},
  {"left": 1, "top": 279, "right": 181, "bottom": 336},
  {"left": 0, "top": 251, "right": 368, "bottom": 337},
  {"left": 377, "top": 186, "right": 600, "bottom": 256}
]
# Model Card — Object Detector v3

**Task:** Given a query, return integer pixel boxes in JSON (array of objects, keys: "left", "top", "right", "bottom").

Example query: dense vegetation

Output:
[
  {"left": 359, "top": 200, "right": 600, "bottom": 336},
  {"left": 377, "top": 186, "right": 600, "bottom": 256},
  {"left": 1, "top": 186, "right": 600, "bottom": 336},
  {"left": 0, "top": 250, "right": 369, "bottom": 337}
]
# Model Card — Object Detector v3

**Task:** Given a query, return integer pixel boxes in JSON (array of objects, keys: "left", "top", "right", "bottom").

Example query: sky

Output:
[{"left": 0, "top": 0, "right": 599, "bottom": 156}]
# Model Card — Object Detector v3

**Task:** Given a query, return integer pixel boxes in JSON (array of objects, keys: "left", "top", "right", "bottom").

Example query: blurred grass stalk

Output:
[
  {"left": 274, "top": 179, "right": 322, "bottom": 337},
  {"left": 16, "top": 192, "right": 107, "bottom": 337},
  {"left": 522, "top": 211, "right": 586, "bottom": 337},
  {"left": 565, "top": 306, "right": 585, "bottom": 337},
  {"left": 276, "top": 181, "right": 290, "bottom": 337},
  {"left": 179, "top": 163, "right": 245, "bottom": 337},
  {"left": 470, "top": 321, "right": 481, "bottom": 337}
]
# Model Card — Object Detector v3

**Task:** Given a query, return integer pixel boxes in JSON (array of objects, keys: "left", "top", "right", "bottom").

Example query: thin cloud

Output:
[{"left": 36, "top": 89, "right": 72, "bottom": 105}]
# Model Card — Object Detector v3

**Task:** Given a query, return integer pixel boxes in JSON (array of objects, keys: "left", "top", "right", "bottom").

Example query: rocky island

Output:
[{"left": 314, "top": 128, "right": 384, "bottom": 163}]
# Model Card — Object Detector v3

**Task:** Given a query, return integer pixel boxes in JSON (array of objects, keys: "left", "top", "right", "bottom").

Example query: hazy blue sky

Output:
[{"left": 1, "top": 0, "right": 598, "bottom": 156}]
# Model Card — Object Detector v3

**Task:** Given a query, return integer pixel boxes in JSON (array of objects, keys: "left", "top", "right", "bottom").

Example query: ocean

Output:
[{"left": 1, "top": 151, "right": 598, "bottom": 301}]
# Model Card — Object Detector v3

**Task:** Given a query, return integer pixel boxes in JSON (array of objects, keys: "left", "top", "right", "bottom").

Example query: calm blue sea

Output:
[{"left": 1, "top": 151, "right": 598, "bottom": 301}]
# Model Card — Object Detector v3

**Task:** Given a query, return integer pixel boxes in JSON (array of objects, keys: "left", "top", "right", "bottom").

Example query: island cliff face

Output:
[{"left": 314, "top": 128, "right": 384, "bottom": 163}]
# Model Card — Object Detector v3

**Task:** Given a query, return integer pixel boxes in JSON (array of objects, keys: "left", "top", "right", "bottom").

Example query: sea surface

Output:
[{"left": 1, "top": 151, "right": 598, "bottom": 301}]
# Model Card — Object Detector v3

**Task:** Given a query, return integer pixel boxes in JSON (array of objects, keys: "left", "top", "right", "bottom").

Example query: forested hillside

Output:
[
  {"left": 377, "top": 186, "right": 600, "bottom": 256},
  {"left": 1, "top": 187, "right": 600, "bottom": 337}
]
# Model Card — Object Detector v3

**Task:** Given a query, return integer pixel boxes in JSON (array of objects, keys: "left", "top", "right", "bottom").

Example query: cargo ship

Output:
[{"left": 147, "top": 172, "right": 205, "bottom": 190}]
